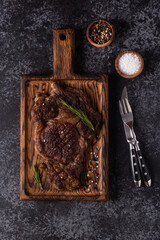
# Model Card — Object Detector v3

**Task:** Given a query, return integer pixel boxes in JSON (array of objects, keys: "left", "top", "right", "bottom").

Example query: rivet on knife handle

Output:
[
  {"left": 129, "top": 143, "right": 141, "bottom": 187},
  {"left": 135, "top": 142, "right": 151, "bottom": 187}
]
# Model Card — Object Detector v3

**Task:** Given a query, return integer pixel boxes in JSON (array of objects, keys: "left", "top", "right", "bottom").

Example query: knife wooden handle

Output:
[
  {"left": 129, "top": 143, "right": 141, "bottom": 187},
  {"left": 135, "top": 142, "right": 151, "bottom": 187}
]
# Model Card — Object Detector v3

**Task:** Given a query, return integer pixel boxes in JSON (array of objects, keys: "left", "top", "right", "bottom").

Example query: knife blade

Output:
[{"left": 121, "top": 87, "right": 151, "bottom": 187}]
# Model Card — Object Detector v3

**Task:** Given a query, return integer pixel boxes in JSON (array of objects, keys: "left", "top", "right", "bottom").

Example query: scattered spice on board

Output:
[{"left": 89, "top": 20, "right": 112, "bottom": 45}]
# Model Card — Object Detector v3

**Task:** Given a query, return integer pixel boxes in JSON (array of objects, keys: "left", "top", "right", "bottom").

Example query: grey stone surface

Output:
[{"left": 0, "top": 0, "right": 160, "bottom": 239}]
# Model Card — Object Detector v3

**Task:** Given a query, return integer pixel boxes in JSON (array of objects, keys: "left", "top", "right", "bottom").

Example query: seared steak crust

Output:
[
  {"left": 39, "top": 135, "right": 85, "bottom": 190},
  {"left": 31, "top": 94, "right": 59, "bottom": 122},
  {"left": 36, "top": 121, "right": 80, "bottom": 164}
]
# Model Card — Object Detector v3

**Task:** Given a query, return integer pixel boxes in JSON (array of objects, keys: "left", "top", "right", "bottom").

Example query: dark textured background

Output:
[{"left": 0, "top": 0, "right": 160, "bottom": 239}]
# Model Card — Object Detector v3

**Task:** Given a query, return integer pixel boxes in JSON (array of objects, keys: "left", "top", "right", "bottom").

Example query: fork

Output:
[
  {"left": 119, "top": 98, "right": 141, "bottom": 187},
  {"left": 119, "top": 98, "right": 151, "bottom": 187},
  {"left": 120, "top": 98, "right": 134, "bottom": 131}
]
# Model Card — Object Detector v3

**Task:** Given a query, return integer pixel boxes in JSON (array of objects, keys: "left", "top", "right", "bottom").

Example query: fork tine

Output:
[
  {"left": 125, "top": 98, "right": 132, "bottom": 113},
  {"left": 119, "top": 100, "right": 124, "bottom": 115},
  {"left": 122, "top": 99, "right": 127, "bottom": 114}
]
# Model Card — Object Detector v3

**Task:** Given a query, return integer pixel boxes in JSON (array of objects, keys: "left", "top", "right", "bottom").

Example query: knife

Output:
[
  {"left": 122, "top": 121, "right": 141, "bottom": 187},
  {"left": 121, "top": 87, "right": 151, "bottom": 187}
]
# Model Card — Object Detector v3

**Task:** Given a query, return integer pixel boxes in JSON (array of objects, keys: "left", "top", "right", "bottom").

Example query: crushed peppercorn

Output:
[{"left": 89, "top": 20, "right": 112, "bottom": 45}]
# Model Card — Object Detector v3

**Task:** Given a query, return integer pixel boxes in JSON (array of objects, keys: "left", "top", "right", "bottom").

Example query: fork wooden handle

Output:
[{"left": 129, "top": 144, "right": 141, "bottom": 187}]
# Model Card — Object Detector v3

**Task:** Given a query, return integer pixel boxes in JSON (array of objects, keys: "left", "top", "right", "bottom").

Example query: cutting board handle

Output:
[{"left": 53, "top": 29, "right": 75, "bottom": 79}]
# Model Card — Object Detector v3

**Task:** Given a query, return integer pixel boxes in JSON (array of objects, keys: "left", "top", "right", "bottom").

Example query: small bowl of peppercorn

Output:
[{"left": 86, "top": 19, "right": 114, "bottom": 47}]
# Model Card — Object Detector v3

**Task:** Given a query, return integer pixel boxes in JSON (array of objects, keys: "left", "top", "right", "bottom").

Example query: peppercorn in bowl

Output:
[{"left": 86, "top": 19, "right": 114, "bottom": 47}]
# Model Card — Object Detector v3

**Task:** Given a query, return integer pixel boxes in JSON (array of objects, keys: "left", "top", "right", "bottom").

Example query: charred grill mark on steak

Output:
[
  {"left": 37, "top": 122, "right": 80, "bottom": 164},
  {"left": 31, "top": 95, "right": 59, "bottom": 121},
  {"left": 31, "top": 82, "right": 101, "bottom": 190},
  {"left": 37, "top": 135, "right": 85, "bottom": 190}
]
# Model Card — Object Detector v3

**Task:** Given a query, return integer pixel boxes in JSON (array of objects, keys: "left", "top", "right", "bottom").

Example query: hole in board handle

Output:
[{"left": 59, "top": 34, "right": 66, "bottom": 40}]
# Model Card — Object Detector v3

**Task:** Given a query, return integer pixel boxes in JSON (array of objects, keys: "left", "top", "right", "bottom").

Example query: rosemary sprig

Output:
[
  {"left": 59, "top": 98, "right": 94, "bottom": 130},
  {"left": 33, "top": 164, "right": 43, "bottom": 190}
]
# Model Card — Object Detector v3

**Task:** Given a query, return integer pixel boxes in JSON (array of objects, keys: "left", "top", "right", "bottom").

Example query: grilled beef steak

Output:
[
  {"left": 36, "top": 121, "right": 81, "bottom": 164},
  {"left": 31, "top": 82, "right": 101, "bottom": 190}
]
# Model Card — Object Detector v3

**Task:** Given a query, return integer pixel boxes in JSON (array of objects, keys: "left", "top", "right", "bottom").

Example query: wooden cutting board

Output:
[{"left": 20, "top": 29, "right": 108, "bottom": 201}]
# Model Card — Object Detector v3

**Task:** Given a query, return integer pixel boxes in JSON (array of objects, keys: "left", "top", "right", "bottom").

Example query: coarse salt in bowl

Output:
[{"left": 115, "top": 50, "right": 144, "bottom": 78}]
